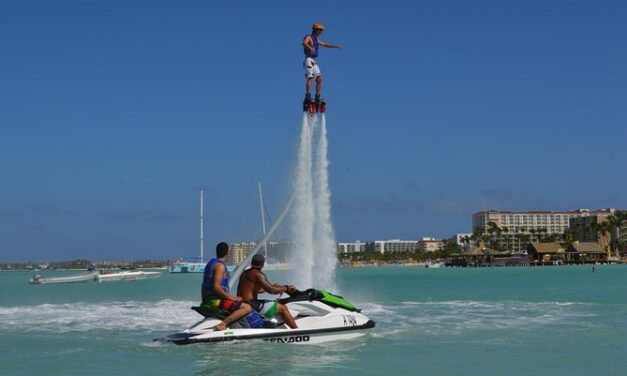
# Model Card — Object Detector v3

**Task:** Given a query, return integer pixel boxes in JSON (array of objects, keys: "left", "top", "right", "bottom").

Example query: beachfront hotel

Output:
[
  {"left": 337, "top": 238, "right": 445, "bottom": 254},
  {"left": 227, "top": 242, "right": 257, "bottom": 265},
  {"left": 364, "top": 240, "right": 419, "bottom": 254},
  {"left": 338, "top": 241, "right": 366, "bottom": 254},
  {"left": 472, "top": 208, "right": 618, "bottom": 252}
]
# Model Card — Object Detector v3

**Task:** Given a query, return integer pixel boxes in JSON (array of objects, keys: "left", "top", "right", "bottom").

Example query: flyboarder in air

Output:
[{"left": 303, "top": 23, "right": 342, "bottom": 113}]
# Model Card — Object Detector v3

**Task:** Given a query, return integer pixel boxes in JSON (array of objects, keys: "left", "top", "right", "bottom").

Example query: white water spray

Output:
[
  {"left": 288, "top": 113, "right": 336, "bottom": 290},
  {"left": 312, "top": 114, "right": 337, "bottom": 289}
]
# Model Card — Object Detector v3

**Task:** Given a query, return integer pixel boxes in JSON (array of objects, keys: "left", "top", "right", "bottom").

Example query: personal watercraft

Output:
[{"left": 163, "top": 289, "right": 375, "bottom": 345}]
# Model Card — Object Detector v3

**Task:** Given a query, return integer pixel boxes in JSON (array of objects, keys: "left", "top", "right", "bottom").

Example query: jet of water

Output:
[{"left": 288, "top": 113, "right": 337, "bottom": 291}]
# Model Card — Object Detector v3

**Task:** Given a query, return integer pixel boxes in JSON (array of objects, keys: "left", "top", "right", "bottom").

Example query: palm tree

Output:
[
  {"left": 562, "top": 228, "right": 575, "bottom": 249},
  {"left": 594, "top": 221, "right": 612, "bottom": 251},
  {"left": 606, "top": 213, "right": 626, "bottom": 256}
]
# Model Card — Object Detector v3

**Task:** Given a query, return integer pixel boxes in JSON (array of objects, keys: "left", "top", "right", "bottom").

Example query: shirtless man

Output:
[{"left": 237, "top": 254, "right": 298, "bottom": 329}]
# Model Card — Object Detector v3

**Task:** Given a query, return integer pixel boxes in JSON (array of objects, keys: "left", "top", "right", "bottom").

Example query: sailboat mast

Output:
[
  {"left": 257, "top": 182, "right": 268, "bottom": 259},
  {"left": 200, "top": 189, "right": 204, "bottom": 264}
]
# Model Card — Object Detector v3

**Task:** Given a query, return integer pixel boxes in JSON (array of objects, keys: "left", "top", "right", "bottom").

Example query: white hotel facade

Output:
[{"left": 472, "top": 208, "right": 617, "bottom": 252}]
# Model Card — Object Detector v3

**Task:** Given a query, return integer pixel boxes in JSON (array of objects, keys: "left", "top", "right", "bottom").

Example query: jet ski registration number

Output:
[{"left": 343, "top": 314, "right": 357, "bottom": 326}]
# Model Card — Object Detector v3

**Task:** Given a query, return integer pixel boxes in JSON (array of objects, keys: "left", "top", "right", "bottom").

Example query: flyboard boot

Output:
[{"left": 315, "top": 94, "right": 326, "bottom": 113}]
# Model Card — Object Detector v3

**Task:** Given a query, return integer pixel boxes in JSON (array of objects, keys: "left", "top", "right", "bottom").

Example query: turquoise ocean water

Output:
[{"left": 2, "top": 266, "right": 627, "bottom": 375}]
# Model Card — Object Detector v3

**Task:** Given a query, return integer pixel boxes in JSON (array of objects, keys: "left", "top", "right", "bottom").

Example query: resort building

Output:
[
  {"left": 227, "top": 240, "right": 291, "bottom": 265},
  {"left": 526, "top": 242, "right": 565, "bottom": 264},
  {"left": 569, "top": 214, "right": 613, "bottom": 248},
  {"left": 227, "top": 242, "right": 256, "bottom": 265},
  {"left": 566, "top": 241, "right": 607, "bottom": 263},
  {"left": 458, "top": 245, "right": 529, "bottom": 267},
  {"left": 364, "top": 239, "right": 419, "bottom": 254},
  {"left": 417, "top": 237, "right": 445, "bottom": 252},
  {"left": 472, "top": 208, "right": 618, "bottom": 252},
  {"left": 451, "top": 233, "right": 473, "bottom": 250},
  {"left": 338, "top": 241, "right": 365, "bottom": 254}
]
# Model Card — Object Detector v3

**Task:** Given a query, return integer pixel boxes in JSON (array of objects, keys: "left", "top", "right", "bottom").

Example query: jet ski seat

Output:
[{"left": 191, "top": 306, "right": 279, "bottom": 329}]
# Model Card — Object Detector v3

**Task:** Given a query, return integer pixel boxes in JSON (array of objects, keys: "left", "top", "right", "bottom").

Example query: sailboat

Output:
[
  {"left": 170, "top": 190, "right": 207, "bottom": 273},
  {"left": 257, "top": 182, "right": 289, "bottom": 271}
]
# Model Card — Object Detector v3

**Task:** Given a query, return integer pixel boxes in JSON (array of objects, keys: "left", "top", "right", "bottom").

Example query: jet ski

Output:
[{"left": 163, "top": 289, "right": 375, "bottom": 345}]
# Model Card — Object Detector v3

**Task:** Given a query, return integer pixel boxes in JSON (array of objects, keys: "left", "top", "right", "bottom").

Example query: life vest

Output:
[
  {"left": 202, "top": 258, "right": 229, "bottom": 296},
  {"left": 304, "top": 34, "right": 319, "bottom": 58},
  {"left": 245, "top": 311, "right": 264, "bottom": 328}
]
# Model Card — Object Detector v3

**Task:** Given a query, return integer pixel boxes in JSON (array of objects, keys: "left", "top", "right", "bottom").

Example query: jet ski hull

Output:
[
  {"left": 162, "top": 290, "right": 375, "bottom": 345},
  {"left": 167, "top": 319, "right": 375, "bottom": 345}
]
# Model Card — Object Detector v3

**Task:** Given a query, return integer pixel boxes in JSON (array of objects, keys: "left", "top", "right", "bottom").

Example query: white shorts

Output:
[{"left": 303, "top": 57, "right": 321, "bottom": 79}]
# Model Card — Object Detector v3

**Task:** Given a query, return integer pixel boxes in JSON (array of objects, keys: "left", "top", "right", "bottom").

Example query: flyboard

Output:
[{"left": 303, "top": 97, "right": 326, "bottom": 114}]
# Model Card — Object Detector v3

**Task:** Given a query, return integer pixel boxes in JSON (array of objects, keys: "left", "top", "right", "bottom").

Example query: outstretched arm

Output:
[{"left": 319, "top": 40, "right": 342, "bottom": 49}]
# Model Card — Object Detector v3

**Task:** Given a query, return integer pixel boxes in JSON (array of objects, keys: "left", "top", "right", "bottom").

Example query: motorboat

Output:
[
  {"left": 162, "top": 289, "right": 375, "bottom": 345},
  {"left": 169, "top": 261, "right": 206, "bottom": 273},
  {"left": 97, "top": 270, "right": 162, "bottom": 282},
  {"left": 29, "top": 270, "right": 99, "bottom": 284}
]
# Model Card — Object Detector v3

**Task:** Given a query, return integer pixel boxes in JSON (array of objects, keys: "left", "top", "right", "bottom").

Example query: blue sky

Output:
[{"left": 1, "top": 1, "right": 626, "bottom": 262}]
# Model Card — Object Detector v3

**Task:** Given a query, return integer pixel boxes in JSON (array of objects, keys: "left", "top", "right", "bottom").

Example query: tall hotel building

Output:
[{"left": 472, "top": 209, "right": 616, "bottom": 252}]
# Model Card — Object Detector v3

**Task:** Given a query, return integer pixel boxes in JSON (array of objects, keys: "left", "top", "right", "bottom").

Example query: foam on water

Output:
[
  {"left": 360, "top": 300, "right": 600, "bottom": 338},
  {"left": 0, "top": 299, "right": 199, "bottom": 333}
]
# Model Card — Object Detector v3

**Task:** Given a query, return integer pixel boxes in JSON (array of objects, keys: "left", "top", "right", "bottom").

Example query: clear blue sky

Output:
[{"left": 1, "top": 1, "right": 626, "bottom": 262}]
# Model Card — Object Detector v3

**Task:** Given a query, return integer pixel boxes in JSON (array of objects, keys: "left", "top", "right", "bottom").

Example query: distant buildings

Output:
[
  {"left": 227, "top": 242, "right": 256, "bottom": 265},
  {"left": 227, "top": 241, "right": 291, "bottom": 265},
  {"left": 569, "top": 212, "right": 614, "bottom": 246},
  {"left": 451, "top": 233, "right": 473, "bottom": 250},
  {"left": 338, "top": 238, "right": 445, "bottom": 254},
  {"left": 365, "top": 239, "right": 422, "bottom": 254},
  {"left": 417, "top": 237, "right": 445, "bottom": 252},
  {"left": 338, "top": 241, "right": 365, "bottom": 254},
  {"left": 472, "top": 208, "right": 618, "bottom": 252}
]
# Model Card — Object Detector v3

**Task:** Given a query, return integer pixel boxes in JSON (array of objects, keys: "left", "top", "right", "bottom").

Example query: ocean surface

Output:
[{"left": 2, "top": 265, "right": 627, "bottom": 375}]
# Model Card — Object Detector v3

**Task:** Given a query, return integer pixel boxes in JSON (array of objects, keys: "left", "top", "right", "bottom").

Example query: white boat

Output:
[
  {"left": 171, "top": 190, "right": 206, "bottom": 273},
  {"left": 169, "top": 262, "right": 206, "bottom": 273},
  {"left": 97, "top": 270, "right": 162, "bottom": 282},
  {"left": 29, "top": 270, "right": 99, "bottom": 284}
]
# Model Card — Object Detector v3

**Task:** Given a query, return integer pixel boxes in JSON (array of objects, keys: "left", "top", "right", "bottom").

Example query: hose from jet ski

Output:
[{"left": 228, "top": 192, "right": 294, "bottom": 291}]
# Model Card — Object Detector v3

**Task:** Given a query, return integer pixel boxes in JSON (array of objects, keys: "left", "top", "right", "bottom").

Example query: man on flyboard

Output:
[{"left": 303, "top": 23, "right": 342, "bottom": 113}]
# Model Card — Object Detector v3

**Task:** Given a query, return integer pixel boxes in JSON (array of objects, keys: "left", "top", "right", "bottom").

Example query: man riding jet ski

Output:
[
  {"left": 161, "top": 242, "right": 375, "bottom": 344},
  {"left": 163, "top": 287, "right": 374, "bottom": 345},
  {"left": 237, "top": 254, "right": 299, "bottom": 329}
]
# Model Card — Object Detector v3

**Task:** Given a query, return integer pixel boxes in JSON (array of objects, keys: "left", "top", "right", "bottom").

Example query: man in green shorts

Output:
[
  {"left": 236, "top": 254, "right": 298, "bottom": 329},
  {"left": 201, "top": 242, "right": 252, "bottom": 331}
]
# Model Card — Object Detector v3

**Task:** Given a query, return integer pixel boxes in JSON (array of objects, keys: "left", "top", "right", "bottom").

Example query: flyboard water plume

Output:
[
  {"left": 312, "top": 113, "right": 337, "bottom": 290},
  {"left": 288, "top": 112, "right": 337, "bottom": 291},
  {"left": 229, "top": 111, "right": 337, "bottom": 292}
]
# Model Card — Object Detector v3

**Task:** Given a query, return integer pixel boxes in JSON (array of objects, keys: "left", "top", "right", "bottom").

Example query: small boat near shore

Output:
[
  {"left": 97, "top": 270, "right": 162, "bottom": 282},
  {"left": 29, "top": 270, "right": 99, "bottom": 285}
]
